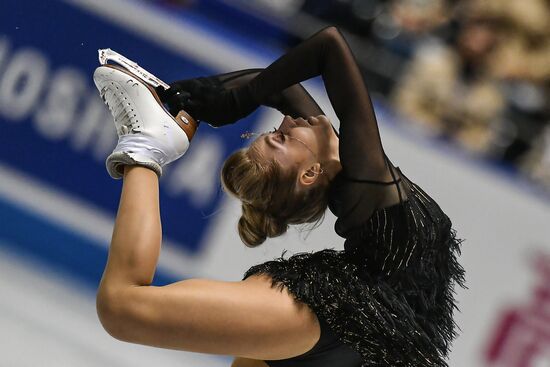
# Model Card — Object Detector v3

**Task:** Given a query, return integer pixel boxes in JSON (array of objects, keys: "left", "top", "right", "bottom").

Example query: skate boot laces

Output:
[{"left": 99, "top": 79, "right": 142, "bottom": 136}]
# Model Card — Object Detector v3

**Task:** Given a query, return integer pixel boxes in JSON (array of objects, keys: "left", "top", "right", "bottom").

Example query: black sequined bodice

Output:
[
  {"left": 333, "top": 167, "right": 458, "bottom": 277},
  {"left": 329, "top": 166, "right": 465, "bottom": 359}
]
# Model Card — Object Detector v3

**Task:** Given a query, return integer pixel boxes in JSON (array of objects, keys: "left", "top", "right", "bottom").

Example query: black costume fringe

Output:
[{"left": 243, "top": 230, "right": 465, "bottom": 367}]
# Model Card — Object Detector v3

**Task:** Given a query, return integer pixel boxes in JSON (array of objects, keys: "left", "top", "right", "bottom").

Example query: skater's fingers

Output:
[
  {"left": 184, "top": 99, "right": 201, "bottom": 110},
  {"left": 157, "top": 86, "right": 186, "bottom": 103},
  {"left": 166, "top": 91, "right": 191, "bottom": 109},
  {"left": 165, "top": 79, "right": 197, "bottom": 98},
  {"left": 168, "top": 96, "right": 202, "bottom": 116},
  {"left": 168, "top": 100, "right": 190, "bottom": 116},
  {"left": 159, "top": 87, "right": 182, "bottom": 102},
  {"left": 176, "top": 79, "right": 204, "bottom": 95}
]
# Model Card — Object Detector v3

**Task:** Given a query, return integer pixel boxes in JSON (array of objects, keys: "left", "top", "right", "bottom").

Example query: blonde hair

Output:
[{"left": 221, "top": 147, "right": 329, "bottom": 247}]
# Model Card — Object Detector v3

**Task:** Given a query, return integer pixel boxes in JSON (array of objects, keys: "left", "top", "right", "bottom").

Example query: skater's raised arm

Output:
[{"left": 162, "top": 68, "right": 325, "bottom": 121}]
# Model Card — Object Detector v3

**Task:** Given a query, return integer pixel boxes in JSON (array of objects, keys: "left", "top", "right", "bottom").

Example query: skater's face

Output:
[{"left": 249, "top": 115, "right": 336, "bottom": 186}]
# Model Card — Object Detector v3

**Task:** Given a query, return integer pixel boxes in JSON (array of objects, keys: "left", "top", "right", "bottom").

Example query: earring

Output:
[
  {"left": 240, "top": 131, "right": 258, "bottom": 139},
  {"left": 241, "top": 127, "right": 277, "bottom": 140},
  {"left": 307, "top": 167, "right": 324, "bottom": 176}
]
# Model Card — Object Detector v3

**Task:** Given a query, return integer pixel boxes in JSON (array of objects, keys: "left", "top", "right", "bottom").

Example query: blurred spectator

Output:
[
  {"left": 299, "top": 0, "right": 455, "bottom": 57},
  {"left": 390, "top": 0, "right": 450, "bottom": 35},
  {"left": 391, "top": 0, "right": 550, "bottom": 177},
  {"left": 480, "top": 0, "right": 550, "bottom": 166},
  {"left": 521, "top": 126, "right": 550, "bottom": 189},
  {"left": 372, "top": 0, "right": 454, "bottom": 58},
  {"left": 391, "top": 3, "right": 505, "bottom": 154}
]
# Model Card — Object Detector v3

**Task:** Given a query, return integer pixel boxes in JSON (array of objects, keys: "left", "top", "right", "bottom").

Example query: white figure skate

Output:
[{"left": 94, "top": 50, "right": 197, "bottom": 179}]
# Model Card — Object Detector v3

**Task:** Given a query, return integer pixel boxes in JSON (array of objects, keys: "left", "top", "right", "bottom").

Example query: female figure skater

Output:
[{"left": 95, "top": 26, "right": 464, "bottom": 367}]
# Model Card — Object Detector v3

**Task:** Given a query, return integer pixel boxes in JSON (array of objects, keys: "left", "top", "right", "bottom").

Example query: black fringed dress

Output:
[
  {"left": 243, "top": 164, "right": 465, "bottom": 366},
  {"left": 165, "top": 26, "right": 465, "bottom": 367}
]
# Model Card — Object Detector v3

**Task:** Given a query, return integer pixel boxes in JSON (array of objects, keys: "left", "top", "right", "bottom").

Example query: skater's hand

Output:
[{"left": 157, "top": 77, "right": 256, "bottom": 127}]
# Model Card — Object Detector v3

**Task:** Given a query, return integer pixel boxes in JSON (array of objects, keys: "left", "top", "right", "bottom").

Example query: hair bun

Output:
[
  {"left": 238, "top": 203, "right": 288, "bottom": 247},
  {"left": 221, "top": 147, "right": 329, "bottom": 248}
]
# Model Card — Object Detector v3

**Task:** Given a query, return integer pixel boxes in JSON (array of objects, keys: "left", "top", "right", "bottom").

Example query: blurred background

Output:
[{"left": 0, "top": 0, "right": 549, "bottom": 365}]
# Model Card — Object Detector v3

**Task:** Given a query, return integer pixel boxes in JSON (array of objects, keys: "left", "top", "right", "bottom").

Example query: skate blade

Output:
[{"left": 98, "top": 48, "right": 170, "bottom": 90}]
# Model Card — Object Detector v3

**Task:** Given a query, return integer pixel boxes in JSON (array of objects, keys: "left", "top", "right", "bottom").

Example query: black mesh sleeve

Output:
[
  {"left": 160, "top": 68, "right": 325, "bottom": 122},
  {"left": 213, "top": 68, "right": 326, "bottom": 118}
]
